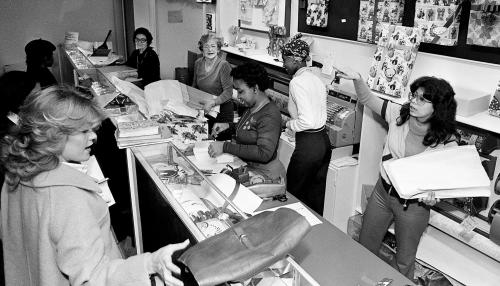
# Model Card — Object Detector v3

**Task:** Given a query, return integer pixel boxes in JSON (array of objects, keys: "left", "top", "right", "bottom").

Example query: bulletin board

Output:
[
  {"left": 297, "top": 0, "right": 500, "bottom": 65},
  {"left": 238, "top": 0, "right": 291, "bottom": 36}
]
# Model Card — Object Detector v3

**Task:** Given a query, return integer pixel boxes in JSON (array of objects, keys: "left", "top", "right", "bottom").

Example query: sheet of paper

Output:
[
  {"left": 200, "top": 174, "right": 263, "bottom": 214},
  {"left": 383, "top": 145, "right": 491, "bottom": 199},
  {"left": 144, "top": 80, "right": 185, "bottom": 116},
  {"left": 253, "top": 202, "right": 322, "bottom": 226}
]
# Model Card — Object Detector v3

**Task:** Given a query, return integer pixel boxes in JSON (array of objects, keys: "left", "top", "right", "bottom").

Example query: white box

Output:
[{"left": 454, "top": 88, "right": 490, "bottom": 117}]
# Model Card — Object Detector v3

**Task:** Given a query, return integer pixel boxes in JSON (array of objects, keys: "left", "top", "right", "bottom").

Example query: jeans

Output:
[{"left": 359, "top": 177, "right": 430, "bottom": 280}]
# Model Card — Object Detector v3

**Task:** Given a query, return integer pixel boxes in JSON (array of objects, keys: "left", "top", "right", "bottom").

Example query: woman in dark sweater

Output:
[
  {"left": 208, "top": 62, "right": 285, "bottom": 180},
  {"left": 125, "top": 27, "right": 160, "bottom": 88}
]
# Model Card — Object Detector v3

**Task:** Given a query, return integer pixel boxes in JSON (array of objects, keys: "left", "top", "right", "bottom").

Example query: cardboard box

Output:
[{"left": 454, "top": 89, "right": 490, "bottom": 117}]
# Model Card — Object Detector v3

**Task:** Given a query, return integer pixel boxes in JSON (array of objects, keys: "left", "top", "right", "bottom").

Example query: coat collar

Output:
[{"left": 20, "top": 163, "right": 101, "bottom": 193}]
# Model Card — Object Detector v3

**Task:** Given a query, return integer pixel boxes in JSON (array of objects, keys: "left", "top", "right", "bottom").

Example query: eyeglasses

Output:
[
  {"left": 408, "top": 91, "right": 431, "bottom": 105},
  {"left": 135, "top": 38, "right": 147, "bottom": 43}
]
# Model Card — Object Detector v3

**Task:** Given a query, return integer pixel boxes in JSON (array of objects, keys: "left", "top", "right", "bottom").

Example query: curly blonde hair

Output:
[{"left": 0, "top": 86, "right": 105, "bottom": 188}]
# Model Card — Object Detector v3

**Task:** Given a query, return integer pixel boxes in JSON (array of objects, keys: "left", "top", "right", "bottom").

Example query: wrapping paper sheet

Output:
[
  {"left": 383, "top": 145, "right": 491, "bottom": 199},
  {"left": 414, "top": 0, "right": 461, "bottom": 46},
  {"left": 367, "top": 25, "right": 422, "bottom": 98}
]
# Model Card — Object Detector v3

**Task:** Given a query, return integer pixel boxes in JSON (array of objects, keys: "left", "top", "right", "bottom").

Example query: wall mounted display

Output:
[
  {"left": 367, "top": 25, "right": 422, "bottom": 98},
  {"left": 306, "top": 0, "right": 331, "bottom": 28},
  {"left": 357, "top": 0, "right": 405, "bottom": 43},
  {"left": 298, "top": 0, "right": 500, "bottom": 65},
  {"left": 238, "top": 0, "right": 291, "bottom": 36},
  {"left": 467, "top": 0, "right": 500, "bottom": 47},
  {"left": 414, "top": 0, "right": 462, "bottom": 46},
  {"left": 205, "top": 12, "right": 216, "bottom": 32}
]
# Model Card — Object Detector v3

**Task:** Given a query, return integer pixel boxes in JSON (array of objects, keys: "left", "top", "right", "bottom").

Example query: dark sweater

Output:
[
  {"left": 223, "top": 101, "right": 282, "bottom": 163},
  {"left": 126, "top": 47, "right": 160, "bottom": 87}
]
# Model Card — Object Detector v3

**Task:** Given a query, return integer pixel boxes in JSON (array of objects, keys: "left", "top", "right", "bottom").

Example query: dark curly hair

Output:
[
  {"left": 230, "top": 62, "right": 269, "bottom": 91},
  {"left": 134, "top": 27, "right": 153, "bottom": 46},
  {"left": 397, "top": 76, "right": 458, "bottom": 147}
]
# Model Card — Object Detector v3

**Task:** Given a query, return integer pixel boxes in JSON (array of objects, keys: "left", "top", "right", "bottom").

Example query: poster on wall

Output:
[
  {"left": 205, "top": 13, "right": 216, "bottom": 32},
  {"left": 239, "top": 0, "right": 287, "bottom": 33},
  {"left": 262, "top": 0, "right": 279, "bottom": 25},
  {"left": 239, "top": 0, "right": 254, "bottom": 23}
]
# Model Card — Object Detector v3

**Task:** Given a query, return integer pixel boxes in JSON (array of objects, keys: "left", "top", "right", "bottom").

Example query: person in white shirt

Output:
[{"left": 281, "top": 34, "right": 331, "bottom": 215}]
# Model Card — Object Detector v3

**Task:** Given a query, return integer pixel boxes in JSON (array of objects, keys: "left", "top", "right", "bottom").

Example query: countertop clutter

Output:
[{"left": 61, "top": 45, "right": 414, "bottom": 285}]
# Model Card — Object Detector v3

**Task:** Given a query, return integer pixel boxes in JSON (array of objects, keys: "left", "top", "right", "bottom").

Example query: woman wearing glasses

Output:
[
  {"left": 193, "top": 34, "right": 234, "bottom": 138},
  {"left": 125, "top": 27, "right": 160, "bottom": 88},
  {"left": 336, "top": 68, "right": 458, "bottom": 281}
]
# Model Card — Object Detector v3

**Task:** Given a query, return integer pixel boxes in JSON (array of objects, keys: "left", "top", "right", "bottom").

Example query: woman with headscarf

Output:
[{"left": 281, "top": 34, "right": 331, "bottom": 215}]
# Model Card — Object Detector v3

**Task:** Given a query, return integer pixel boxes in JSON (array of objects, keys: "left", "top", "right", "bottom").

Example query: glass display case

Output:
[
  {"left": 64, "top": 47, "right": 94, "bottom": 70},
  {"left": 62, "top": 46, "right": 139, "bottom": 117},
  {"left": 130, "top": 142, "right": 318, "bottom": 286}
]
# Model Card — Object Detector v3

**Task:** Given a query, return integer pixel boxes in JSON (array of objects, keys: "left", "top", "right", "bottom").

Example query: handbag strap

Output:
[{"left": 220, "top": 179, "right": 241, "bottom": 212}]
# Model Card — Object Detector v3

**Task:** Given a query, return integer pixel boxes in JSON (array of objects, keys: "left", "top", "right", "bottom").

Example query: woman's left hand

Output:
[
  {"left": 418, "top": 191, "right": 440, "bottom": 206},
  {"left": 208, "top": 142, "right": 224, "bottom": 157},
  {"left": 203, "top": 99, "right": 216, "bottom": 113}
]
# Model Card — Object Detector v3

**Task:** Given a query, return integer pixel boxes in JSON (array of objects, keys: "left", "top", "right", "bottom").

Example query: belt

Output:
[
  {"left": 380, "top": 176, "right": 418, "bottom": 207},
  {"left": 300, "top": 126, "right": 325, "bottom": 133}
]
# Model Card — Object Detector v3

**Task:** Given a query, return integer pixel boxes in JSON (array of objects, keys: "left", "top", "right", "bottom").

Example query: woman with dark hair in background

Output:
[
  {"left": 336, "top": 66, "right": 459, "bottom": 281},
  {"left": 0, "top": 86, "right": 188, "bottom": 286},
  {"left": 208, "top": 62, "right": 285, "bottom": 181},
  {"left": 25, "top": 38, "right": 57, "bottom": 88},
  {"left": 126, "top": 27, "right": 160, "bottom": 88},
  {"left": 193, "top": 34, "right": 234, "bottom": 137}
]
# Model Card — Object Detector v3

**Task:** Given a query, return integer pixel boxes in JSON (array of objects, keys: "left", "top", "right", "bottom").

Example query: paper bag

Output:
[{"left": 367, "top": 25, "right": 422, "bottom": 98}]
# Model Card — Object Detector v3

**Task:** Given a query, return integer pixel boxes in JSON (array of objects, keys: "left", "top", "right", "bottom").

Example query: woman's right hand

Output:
[
  {"left": 148, "top": 239, "right": 190, "bottom": 286},
  {"left": 211, "top": 123, "right": 230, "bottom": 138},
  {"left": 203, "top": 99, "right": 216, "bottom": 113},
  {"left": 332, "top": 66, "right": 361, "bottom": 81}
]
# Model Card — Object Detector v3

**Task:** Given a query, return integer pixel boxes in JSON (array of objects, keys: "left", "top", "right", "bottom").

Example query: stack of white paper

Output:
[{"left": 383, "top": 145, "right": 491, "bottom": 199}]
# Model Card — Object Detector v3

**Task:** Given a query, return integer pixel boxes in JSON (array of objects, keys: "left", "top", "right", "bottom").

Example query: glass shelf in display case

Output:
[{"left": 130, "top": 142, "right": 319, "bottom": 286}]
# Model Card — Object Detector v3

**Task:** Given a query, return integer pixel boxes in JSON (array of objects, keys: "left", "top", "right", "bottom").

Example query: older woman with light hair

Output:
[
  {"left": 192, "top": 34, "right": 234, "bottom": 138},
  {"left": 0, "top": 86, "right": 189, "bottom": 286}
]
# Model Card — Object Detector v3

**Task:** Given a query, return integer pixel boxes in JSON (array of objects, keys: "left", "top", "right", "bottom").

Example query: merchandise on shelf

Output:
[
  {"left": 357, "top": 0, "right": 405, "bottom": 43},
  {"left": 489, "top": 82, "right": 500, "bottom": 117},
  {"left": 467, "top": 0, "right": 500, "bottom": 47},
  {"left": 306, "top": 0, "right": 330, "bottom": 28},
  {"left": 413, "top": 0, "right": 462, "bottom": 46},
  {"left": 367, "top": 25, "right": 422, "bottom": 98}
]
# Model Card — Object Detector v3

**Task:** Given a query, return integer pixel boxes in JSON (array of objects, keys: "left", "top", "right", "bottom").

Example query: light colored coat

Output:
[{"left": 1, "top": 163, "right": 152, "bottom": 286}]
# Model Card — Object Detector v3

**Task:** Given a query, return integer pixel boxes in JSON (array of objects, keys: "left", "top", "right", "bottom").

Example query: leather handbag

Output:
[{"left": 178, "top": 208, "right": 311, "bottom": 286}]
